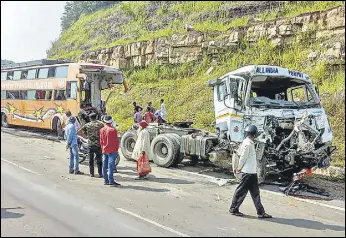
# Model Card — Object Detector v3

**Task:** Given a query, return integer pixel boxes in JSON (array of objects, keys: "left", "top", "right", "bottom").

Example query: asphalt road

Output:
[{"left": 1, "top": 129, "right": 345, "bottom": 237}]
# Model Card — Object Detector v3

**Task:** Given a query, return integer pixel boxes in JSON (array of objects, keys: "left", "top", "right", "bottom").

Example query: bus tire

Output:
[
  {"left": 120, "top": 130, "right": 138, "bottom": 161},
  {"left": 151, "top": 134, "right": 179, "bottom": 168},
  {"left": 1, "top": 113, "right": 9, "bottom": 128}
]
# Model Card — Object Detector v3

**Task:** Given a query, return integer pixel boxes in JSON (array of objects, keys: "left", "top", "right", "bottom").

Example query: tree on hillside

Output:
[{"left": 61, "top": 1, "right": 121, "bottom": 30}]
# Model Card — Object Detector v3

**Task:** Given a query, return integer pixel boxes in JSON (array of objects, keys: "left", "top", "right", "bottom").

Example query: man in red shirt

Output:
[
  {"left": 144, "top": 106, "right": 155, "bottom": 123},
  {"left": 100, "top": 115, "right": 121, "bottom": 186}
]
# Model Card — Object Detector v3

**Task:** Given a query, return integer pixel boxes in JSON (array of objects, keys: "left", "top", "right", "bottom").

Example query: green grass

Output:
[
  {"left": 105, "top": 35, "right": 345, "bottom": 167},
  {"left": 47, "top": 1, "right": 344, "bottom": 60}
]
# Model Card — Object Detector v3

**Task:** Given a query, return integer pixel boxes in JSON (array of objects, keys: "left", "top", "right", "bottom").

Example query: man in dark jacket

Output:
[{"left": 78, "top": 113, "right": 104, "bottom": 177}]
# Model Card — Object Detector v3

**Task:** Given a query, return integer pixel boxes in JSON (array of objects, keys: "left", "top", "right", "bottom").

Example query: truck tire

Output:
[
  {"left": 165, "top": 133, "right": 184, "bottom": 165},
  {"left": 1, "top": 113, "right": 9, "bottom": 128},
  {"left": 151, "top": 134, "right": 180, "bottom": 167},
  {"left": 120, "top": 130, "right": 137, "bottom": 161}
]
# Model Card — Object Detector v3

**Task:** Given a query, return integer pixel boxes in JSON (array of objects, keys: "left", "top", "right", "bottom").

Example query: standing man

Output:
[
  {"left": 100, "top": 115, "right": 121, "bottom": 186},
  {"left": 134, "top": 107, "right": 143, "bottom": 124},
  {"left": 159, "top": 99, "right": 167, "bottom": 124},
  {"left": 78, "top": 113, "right": 104, "bottom": 178},
  {"left": 64, "top": 117, "right": 83, "bottom": 175},
  {"left": 229, "top": 125, "right": 272, "bottom": 218},
  {"left": 147, "top": 101, "right": 155, "bottom": 114},
  {"left": 65, "top": 110, "right": 80, "bottom": 131},
  {"left": 144, "top": 106, "right": 155, "bottom": 123},
  {"left": 133, "top": 101, "right": 143, "bottom": 114}
]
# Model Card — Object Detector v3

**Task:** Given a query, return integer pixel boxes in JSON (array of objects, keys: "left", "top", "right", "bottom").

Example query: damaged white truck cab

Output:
[
  {"left": 208, "top": 65, "right": 335, "bottom": 182},
  {"left": 120, "top": 65, "right": 335, "bottom": 183}
]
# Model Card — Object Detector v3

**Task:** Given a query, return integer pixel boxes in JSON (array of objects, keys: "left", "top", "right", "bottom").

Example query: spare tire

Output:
[
  {"left": 151, "top": 134, "right": 180, "bottom": 167},
  {"left": 120, "top": 130, "right": 138, "bottom": 161}
]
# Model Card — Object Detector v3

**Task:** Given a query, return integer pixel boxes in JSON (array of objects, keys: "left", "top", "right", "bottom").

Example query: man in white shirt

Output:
[
  {"left": 159, "top": 99, "right": 167, "bottom": 123},
  {"left": 230, "top": 125, "right": 272, "bottom": 219}
]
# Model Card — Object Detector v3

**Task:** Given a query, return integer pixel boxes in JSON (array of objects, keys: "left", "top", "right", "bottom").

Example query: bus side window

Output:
[
  {"left": 27, "top": 69, "right": 37, "bottom": 79},
  {"left": 13, "top": 71, "right": 21, "bottom": 80},
  {"left": 6, "top": 91, "right": 20, "bottom": 99},
  {"left": 1, "top": 91, "right": 6, "bottom": 99},
  {"left": 35, "top": 90, "right": 52, "bottom": 100},
  {"left": 54, "top": 90, "right": 66, "bottom": 100},
  {"left": 1, "top": 72, "right": 7, "bottom": 81},
  {"left": 20, "top": 91, "right": 28, "bottom": 100},
  {"left": 55, "top": 66, "right": 69, "bottom": 78},
  {"left": 21, "top": 71, "right": 28, "bottom": 80},
  {"left": 38, "top": 68, "right": 49, "bottom": 79},
  {"left": 6, "top": 72, "right": 14, "bottom": 80},
  {"left": 48, "top": 67, "right": 56, "bottom": 78},
  {"left": 66, "top": 82, "right": 77, "bottom": 99}
]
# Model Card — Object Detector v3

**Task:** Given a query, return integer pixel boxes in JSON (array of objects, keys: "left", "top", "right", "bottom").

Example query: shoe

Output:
[
  {"left": 113, "top": 168, "right": 118, "bottom": 173},
  {"left": 109, "top": 182, "right": 121, "bottom": 187},
  {"left": 69, "top": 170, "right": 74, "bottom": 174},
  {"left": 258, "top": 213, "right": 272, "bottom": 219},
  {"left": 74, "top": 171, "right": 84, "bottom": 175},
  {"left": 98, "top": 174, "right": 103, "bottom": 178},
  {"left": 104, "top": 181, "right": 109, "bottom": 185},
  {"left": 230, "top": 210, "right": 244, "bottom": 217},
  {"left": 90, "top": 174, "right": 94, "bottom": 177}
]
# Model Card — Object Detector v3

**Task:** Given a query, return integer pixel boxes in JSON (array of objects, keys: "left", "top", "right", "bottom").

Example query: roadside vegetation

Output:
[{"left": 47, "top": 1, "right": 344, "bottom": 60}]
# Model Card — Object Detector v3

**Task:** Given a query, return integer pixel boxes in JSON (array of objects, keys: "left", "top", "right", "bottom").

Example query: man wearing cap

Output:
[
  {"left": 78, "top": 112, "right": 104, "bottom": 177},
  {"left": 64, "top": 117, "right": 83, "bottom": 175},
  {"left": 100, "top": 115, "right": 121, "bottom": 186},
  {"left": 229, "top": 125, "right": 272, "bottom": 218}
]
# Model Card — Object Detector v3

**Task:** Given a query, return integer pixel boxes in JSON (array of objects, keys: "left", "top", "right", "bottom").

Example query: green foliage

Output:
[
  {"left": 60, "top": 1, "right": 120, "bottom": 31},
  {"left": 48, "top": 1, "right": 344, "bottom": 60}
]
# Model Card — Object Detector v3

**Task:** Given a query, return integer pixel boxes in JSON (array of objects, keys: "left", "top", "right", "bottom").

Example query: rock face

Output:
[{"left": 79, "top": 6, "right": 345, "bottom": 68}]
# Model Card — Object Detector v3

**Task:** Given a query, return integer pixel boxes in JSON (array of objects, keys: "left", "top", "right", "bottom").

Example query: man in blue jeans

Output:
[
  {"left": 100, "top": 115, "right": 121, "bottom": 186},
  {"left": 64, "top": 117, "right": 83, "bottom": 175}
]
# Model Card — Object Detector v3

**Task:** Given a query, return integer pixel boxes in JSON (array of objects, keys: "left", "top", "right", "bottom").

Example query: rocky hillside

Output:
[{"left": 48, "top": 1, "right": 345, "bottom": 166}]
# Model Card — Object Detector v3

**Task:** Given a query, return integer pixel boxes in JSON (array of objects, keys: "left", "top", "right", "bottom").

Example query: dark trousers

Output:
[
  {"left": 89, "top": 145, "right": 102, "bottom": 176},
  {"left": 230, "top": 173, "right": 265, "bottom": 215}
]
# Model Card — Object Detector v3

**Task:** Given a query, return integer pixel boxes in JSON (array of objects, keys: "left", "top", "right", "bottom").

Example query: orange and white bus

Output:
[{"left": 1, "top": 59, "right": 127, "bottom": 135}]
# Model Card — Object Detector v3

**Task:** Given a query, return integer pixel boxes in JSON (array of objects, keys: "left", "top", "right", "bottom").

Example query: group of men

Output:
[
  {"left": 64, "top": 111, "right": 121, "bottom": 186},
  {"left": 133, "top": 99, "right": 167, "bottom": 124}
]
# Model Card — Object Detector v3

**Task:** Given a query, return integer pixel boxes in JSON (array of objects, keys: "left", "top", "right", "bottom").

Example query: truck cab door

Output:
[{"left": 227, "top": 76, "right": 246, "bottom": 142}]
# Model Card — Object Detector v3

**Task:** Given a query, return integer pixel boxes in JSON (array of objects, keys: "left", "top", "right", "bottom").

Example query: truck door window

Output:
[
  {"left": 288, "top": 85, "right": 307, "bottom": 102},
  {"left": 217, "top": 82, "right": 227, "bottom": 101}
]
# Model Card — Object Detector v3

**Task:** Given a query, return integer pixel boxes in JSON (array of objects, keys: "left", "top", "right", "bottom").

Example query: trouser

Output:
[
  {"left": 102, "top": 152, "right": 118, "bottom": 184},
  {"left": 230, "top": 173, "right": 265, "bottom": 215},
  {"left": 89, "top": 145, "right": 102, "bottom": 175},
  {"left": 69, "top": 144, "right": 79, "bottom": 172}
]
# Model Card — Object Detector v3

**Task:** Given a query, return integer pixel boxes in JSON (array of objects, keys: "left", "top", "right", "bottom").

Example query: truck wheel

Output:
[
  {"left": 165, "top": 133, "right": 184, "bottom": 165},
  {"left": 120, "top": 130, "right": 138, "bottom": 161},
  {"left": 151, "top": 134, "right": 180, "bottom": 167},
  {"left": 1, "top": 113, "right": 9, "bottom": 128}
]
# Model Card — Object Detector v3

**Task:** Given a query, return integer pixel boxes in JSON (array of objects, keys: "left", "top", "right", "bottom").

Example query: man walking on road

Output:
[
  {"left": 100, "top": 115, "right": 121, "bottom": 186},
  {"left": 230, "top": 125, "right": 272, "bottom": 218},
  {"left": 64, "top": 117, "right": 83, "bottom": 175},
  {"left": 78, "top": 113, "right": 104, "bottom": 178}
]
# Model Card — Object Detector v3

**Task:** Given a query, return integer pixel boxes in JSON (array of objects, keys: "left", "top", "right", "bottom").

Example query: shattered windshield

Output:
[{"left": 249, "top": 76, "right": 320, "bottom": 109}]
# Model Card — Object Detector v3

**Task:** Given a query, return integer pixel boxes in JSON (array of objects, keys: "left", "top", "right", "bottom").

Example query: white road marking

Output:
[
  {"left": 263, "top": 190, "right": 345, "bottom": 212},
  {"left": 1, "top": 158, "right": 42, "bottom": 176},
  {"left": 117, "top": 208, "right": 189, "bottom": 237}
]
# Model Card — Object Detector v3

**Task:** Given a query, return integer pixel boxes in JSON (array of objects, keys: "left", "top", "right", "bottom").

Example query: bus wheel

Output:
[{"left": 1, "top": 113, "right": 9, "bottom": 128}]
